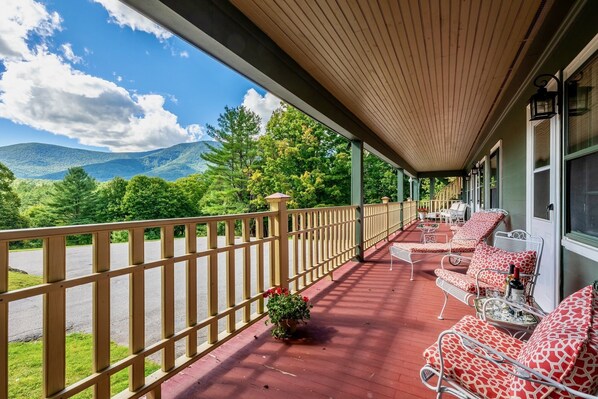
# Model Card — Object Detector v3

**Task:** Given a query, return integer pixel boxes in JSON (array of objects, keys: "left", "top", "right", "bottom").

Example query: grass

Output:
[
  {"left": 8, "top": 271, "right": 43, "bottom": 291},
  {"left": 9, "top": 333, "right": 160, "bottom": 398}
]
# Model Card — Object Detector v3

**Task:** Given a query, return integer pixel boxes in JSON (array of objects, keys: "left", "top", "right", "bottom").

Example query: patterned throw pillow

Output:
[
  {"left": 510, "top": 285, "right": 594, "bottom": 398},
  {"left": 465, "top": 243, "right": 537, "bottom": 288}
]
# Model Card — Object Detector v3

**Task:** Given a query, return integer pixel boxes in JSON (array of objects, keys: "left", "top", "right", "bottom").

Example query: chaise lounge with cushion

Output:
[{"left": 389, "top": 209, "right": 508, "bottom": 280}]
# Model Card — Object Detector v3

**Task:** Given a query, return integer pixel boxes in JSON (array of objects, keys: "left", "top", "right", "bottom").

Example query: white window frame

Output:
[
  {"left": 489, "top": 140, "right": 503, "bottom": 208},
  {"left": 561, "top": 34, "right": 598, "bottom": 261}
]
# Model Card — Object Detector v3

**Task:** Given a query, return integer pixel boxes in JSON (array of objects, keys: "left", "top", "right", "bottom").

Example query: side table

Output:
[{"left": 474, "top": 296, "right": 545, "bottom": 340}]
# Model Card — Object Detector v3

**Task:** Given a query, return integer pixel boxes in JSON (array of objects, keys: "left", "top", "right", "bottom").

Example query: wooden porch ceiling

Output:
[{"left": 230, "top": 0, "right": 548, "bottom": 172}]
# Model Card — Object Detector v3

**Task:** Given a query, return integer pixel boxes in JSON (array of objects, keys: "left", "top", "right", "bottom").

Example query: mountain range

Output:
[{"left": 0, "top": 141, "right": 216, "bottom": 181}]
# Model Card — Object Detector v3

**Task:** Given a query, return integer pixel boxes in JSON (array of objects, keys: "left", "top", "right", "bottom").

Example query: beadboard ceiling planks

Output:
[{"left": 231, "top": 0, "right": 545, "bottom": 171}]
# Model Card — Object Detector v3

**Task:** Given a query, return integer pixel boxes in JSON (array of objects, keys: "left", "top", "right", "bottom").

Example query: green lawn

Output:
[
  {"left": 9, "top": 333, "right": 160, "bottom": 398},
  {"left": 8, "top": 271, "right": 43, "bottom": 291}
]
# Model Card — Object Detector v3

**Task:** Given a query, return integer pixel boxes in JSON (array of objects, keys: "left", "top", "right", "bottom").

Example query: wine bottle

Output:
[
  {"left": 509, "top": 266, "right": 525, "bottom": 316},
  {"left": 504, "top": 264, "right": 515, "bottom": 299}
]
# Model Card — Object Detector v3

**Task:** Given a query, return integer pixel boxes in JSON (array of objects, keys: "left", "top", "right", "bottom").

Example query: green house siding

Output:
[{"left": 470, "top": 0, "right": 598, "bottom": 298}]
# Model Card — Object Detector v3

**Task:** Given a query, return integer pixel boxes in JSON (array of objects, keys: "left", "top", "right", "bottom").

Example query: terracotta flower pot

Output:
[{"left": 280, "top": 319, "right": 298, "bottom": 335}]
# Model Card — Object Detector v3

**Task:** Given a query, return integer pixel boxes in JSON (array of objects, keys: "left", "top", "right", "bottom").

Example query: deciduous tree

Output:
[{"left": 0, "top": 162, "right": 27, "bottom": 230}]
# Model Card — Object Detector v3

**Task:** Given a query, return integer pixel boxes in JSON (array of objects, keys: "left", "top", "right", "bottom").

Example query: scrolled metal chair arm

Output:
[{"left": 433, "top": 330, "right": 598, "bottom": 399}]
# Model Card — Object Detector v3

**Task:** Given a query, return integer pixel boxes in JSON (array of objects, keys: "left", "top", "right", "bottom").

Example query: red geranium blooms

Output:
[{"left": 263, "top": 286, "right": 313, "bottom": 339}]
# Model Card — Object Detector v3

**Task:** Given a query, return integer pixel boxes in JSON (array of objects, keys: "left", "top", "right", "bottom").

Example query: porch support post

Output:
[
  {"left": 397, "top": 168, "right": 404, "bottom": 201},
  {"left": 429, "top": 177, "right": 435, "bottom": 200},
  {"left": 409, "top": 177, "right": 413, "bottom": 200},
  {"left": 351, "top": 140, "right": 364, "bottom": 262},
  {"left": 414, "top": 179, "right": 420, "bottom": 201}
]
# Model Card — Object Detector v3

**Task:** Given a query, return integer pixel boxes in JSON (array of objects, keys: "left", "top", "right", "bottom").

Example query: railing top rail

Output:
[
  {"left": 288, "top": 204, "right": 357, "bottom": 213},
  {"left": 0, "top": 211, "right": 277, "bottom": 241}
]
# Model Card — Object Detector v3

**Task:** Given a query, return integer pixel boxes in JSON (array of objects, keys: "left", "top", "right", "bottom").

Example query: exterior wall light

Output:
[
  {"left": 529, "top": 74, "right": 560, "bottom": 121},
  {"left": 470, "top": 163, "right": 480, "bottom": 176},
  {"left": 567, "top": 79, "right": 592, "bottom": 116}
]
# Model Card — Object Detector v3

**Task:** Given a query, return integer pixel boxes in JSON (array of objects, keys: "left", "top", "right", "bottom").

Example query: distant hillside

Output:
[{"left": 0, "top": 141, "right": 216, "bottom": 181}]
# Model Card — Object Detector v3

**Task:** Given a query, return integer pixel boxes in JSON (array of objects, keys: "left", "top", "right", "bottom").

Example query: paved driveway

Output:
[{"left": 9, "top": 238, "right": 273, "bottom": 358}]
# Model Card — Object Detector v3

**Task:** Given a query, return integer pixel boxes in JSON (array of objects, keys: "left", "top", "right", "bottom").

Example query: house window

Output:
[
  {"left": 489, "top": 145, "right": 500, "bottom": 208},
  {"left": 478, "top": 160, "right": 485, "bottom": 209},
  {"left": 565, "top": 50, "right": 598, "bottom": 245}
]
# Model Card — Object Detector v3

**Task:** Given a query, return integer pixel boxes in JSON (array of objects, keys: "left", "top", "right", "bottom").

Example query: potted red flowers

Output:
[{"left": 263, "top": 287, "right": 313, "bottom": 339}]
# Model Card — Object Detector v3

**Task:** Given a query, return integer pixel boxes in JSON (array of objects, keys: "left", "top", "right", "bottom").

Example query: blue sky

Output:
[{"left": 0, "top": 0, "right": 280, "bottom": 152}]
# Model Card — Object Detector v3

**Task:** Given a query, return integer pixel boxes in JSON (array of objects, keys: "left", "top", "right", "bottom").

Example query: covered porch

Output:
[{"left": 1, "top": 0, "right": 597, "bottom": 398}]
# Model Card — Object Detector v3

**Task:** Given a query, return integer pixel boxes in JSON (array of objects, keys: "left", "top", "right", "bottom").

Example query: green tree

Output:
[
  {"left": 249, "top": 104, "right": 351, "bottom": 209},
  {"left": 96, "top": 177, "right": 128, "bottom": 222},
  {"left": 363, "top": 152, "right": 399, "bottom": 204},
  {"left": 48, "top": 167, "right": 98, "bottom": 226},
  {"left": 172, "top": 173, "right": 210, "bottom": 216},
  {"left": 0, "top": 162, "right": 27, "bottom": 230},
  {"left": 201, "top": 105, "right": 261, "bottom": 213},
  {"left": 122, "top": 176, "right": 194, "bottom": 221}
]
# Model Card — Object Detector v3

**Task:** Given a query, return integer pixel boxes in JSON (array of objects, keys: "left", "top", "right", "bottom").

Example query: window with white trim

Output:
[{"left": 565, "top": 50, "right": 598, "bottom": 246}]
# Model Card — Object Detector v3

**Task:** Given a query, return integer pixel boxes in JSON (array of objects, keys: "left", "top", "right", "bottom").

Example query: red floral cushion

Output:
[
  {"left": 435, "top": 269, "right": 496, "bottom": 296},
  {"left": 453, "top": 220, "right": 500, "bottom": 243},
  {"left": 465, "top": 243, "right": 537, "bottom": 288},
  {"left": 511, "top": 285, "right": 594, "bottom": 398},
  {"left": 560, "top": 292, "right": 598, "bottom": 398},
  {"left": 424, "top": 315, "right": 523, "bottom": 398}
]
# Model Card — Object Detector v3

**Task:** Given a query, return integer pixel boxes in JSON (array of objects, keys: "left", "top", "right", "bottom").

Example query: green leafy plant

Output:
[{"left": 263, "top": 287, "right": 313, "bottom": 339}]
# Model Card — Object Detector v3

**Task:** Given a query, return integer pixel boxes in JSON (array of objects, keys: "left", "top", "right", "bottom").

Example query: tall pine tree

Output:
[
  {"left": 201, "top": 105, "right": 261, "bottom": 214},
  {"left": 49, "top": 167, "right": 98, "bottom": 225}
]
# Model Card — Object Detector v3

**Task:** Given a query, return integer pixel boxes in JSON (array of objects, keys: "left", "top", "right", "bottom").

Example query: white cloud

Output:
[
  {"left": 0, "top": 0, "right": 61, "bottom": 60},
  {"left": 92, "top": 0, "right": 172, "bottom": 41},
  {"left": 242, "top": 89, "right": 281, "bottom": 133},
  {"left": 60, "top": 43, "right": 82, "bottom": 64},
  {"left": 0, "top": 51, "right": 200, "bottom": 152},
  {"left": 179, "top": 51, "right": 189, "bottom": 58}
]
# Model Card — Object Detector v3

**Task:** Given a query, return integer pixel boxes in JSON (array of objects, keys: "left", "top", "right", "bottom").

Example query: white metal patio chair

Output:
[
  {"left": 439, "top": 202, "right": 462, "bottom": 223},
  {"left": 434, "top": 229, "right": 543, "bottom": 320},
  {"left": 420, "top": 283, "right": 598, "bottom": 399}
]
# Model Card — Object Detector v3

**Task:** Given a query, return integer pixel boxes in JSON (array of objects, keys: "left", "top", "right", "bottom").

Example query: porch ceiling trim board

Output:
[
  {"left": 230, "top": 0, "right": 547, "bottom": 172},
  {"left": 121, "top": 0, "right": 416, "bottom": 175}
]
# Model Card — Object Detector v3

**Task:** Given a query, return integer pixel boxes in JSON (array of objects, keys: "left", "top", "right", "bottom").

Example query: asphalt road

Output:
[{"left": 8, "top": 237, "right": 273, "bottom": 358}]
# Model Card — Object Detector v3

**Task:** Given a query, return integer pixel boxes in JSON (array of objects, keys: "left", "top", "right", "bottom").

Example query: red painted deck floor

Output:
[{"left": 161, "top": 223, "right": 472, "bottom": 399}]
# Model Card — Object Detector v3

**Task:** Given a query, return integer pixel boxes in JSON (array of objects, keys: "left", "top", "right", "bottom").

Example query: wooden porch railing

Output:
[
  {"left": 419, "top": 177, "right": 463, "bottom": 212},
  {"left": 0, "top": 195, "right": 413, "bottom": 399}
]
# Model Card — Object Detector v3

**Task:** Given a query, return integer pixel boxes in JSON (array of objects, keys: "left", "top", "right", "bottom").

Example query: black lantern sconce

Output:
[
  {"left": 464, "top": 175, "right": 470, "bottom": 182},
  {"left": 470, "top": 163, "right": 480, "bottom": 176},
  {"left": 567, "top": 78, "right": 592, "bottom": 116},
  {"left": 529, "top": 74, "right": 561, "bottom": 121}
]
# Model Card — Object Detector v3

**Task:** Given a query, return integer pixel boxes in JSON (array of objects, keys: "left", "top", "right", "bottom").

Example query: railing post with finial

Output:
[{"left": 266, "top": 193, "right": 291, "bottom": 291}]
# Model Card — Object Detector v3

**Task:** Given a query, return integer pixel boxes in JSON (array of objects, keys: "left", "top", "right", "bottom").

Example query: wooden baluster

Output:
[
  {"left": 207, "top": 221, "right": 218, "bottom": 344},
  {"left": 242, "top": 219, "right": 251, "bottom": 323},
  {"left": 93, "top": 231, "right": 111, "bottom": 398},
  {"left": 128, "top": 228, "right": 145, "bottom": 392},
  {"left": 255, "top": 217, "right": 264, "bottom": 313},
  {"left": 185, "top": 223, "right": 198, "bottom": 358},
  {"left": 161, "top": 225, "right": 175, "bottom": 373},
  {"left": 43, "top": 236, "right": 66, "bottom": 397},
  {"left": 225, "top": 220, "right": 236, "bottom": 333}
]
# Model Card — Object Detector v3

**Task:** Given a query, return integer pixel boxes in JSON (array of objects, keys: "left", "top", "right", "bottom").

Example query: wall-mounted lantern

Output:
[{"left": 529, "top": 74, "right": 560, "bottom": 121}]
